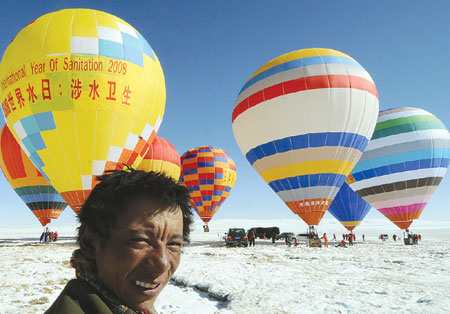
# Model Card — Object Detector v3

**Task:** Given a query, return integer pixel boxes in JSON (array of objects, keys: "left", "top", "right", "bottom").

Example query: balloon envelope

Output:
[
  {"left": 327, "top": 182, "right": 371, "bottom": 231},
  {"left": 232, "top": 48, "right": 379, "bottom": 226},
  {"left": 347, "top": 107, "right": 450, "bottom": 230},
  {"left": 136, "top": 136, "right": 181, "bottom": 180},
  {"left": 0, "top": 125, "right": 67, "bottom": 226},
  {"left": 179, "top": 146, "right": 236, "bottom": 223},
  {"left": 0, "top": 9, "right": 166, "bottom": 214}
]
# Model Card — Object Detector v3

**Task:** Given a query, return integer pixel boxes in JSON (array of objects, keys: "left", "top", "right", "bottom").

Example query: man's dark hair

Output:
[{"left": 77, "top": 169, "right": 193, "bottom": 244}]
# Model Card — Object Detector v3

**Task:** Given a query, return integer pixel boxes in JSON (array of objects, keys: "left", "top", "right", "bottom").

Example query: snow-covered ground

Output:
[{"left": 0, "top": 218, "right": 449, "bottom": 313}]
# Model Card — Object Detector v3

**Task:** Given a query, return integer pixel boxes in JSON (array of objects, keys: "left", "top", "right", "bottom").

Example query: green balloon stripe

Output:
[
  {"left": 375, "top": 115, "right": 441, "bottom": 131},
  {"left": 372, "top": 120, "right": 446, "bottom": 140}
]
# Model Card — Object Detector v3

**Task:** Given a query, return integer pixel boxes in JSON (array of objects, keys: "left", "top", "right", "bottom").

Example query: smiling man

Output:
[{"left": 46, "top": 169, "right": 193, "bottom": 314}]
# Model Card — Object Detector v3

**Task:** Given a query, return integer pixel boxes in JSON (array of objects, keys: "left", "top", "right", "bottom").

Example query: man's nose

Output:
[{"left": 148, "top": 246, "right": 170, "bottom": 274}]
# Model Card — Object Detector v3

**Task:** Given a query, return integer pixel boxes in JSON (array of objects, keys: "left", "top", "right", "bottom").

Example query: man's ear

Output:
[{"left": 79, "top": 226, "right": 100, "bottom": 259}]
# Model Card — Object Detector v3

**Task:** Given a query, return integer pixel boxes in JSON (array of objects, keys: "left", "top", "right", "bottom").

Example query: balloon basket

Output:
[
  {"left": 203, "top": 225, "right": 210, "bottom": 232},
  {"left": 307, "top": 238, "right": 322, "bottom": 247},
  {"left": 403, "top": 230, "right": 418, "bottom": 245},
  {"left": 404, "top": 238, "right": 418, "bottom": 245}
]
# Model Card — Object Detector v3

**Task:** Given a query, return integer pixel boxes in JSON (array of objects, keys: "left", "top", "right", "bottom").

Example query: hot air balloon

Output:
[
  {"left": 347, "top": 107, "right": 450, "bottom": 231},
  {"left": 327, "top": 182, "right": 371, "bottom": 231},
  {"left": 232, "top": 48, "right": 379, "bottom": 231},
  {"left": 0, "top": 124, "right": 67, "bottom": 226},
  {"left": 0, "top": 9, "right": 166, "bottom": 214},
  {"left": 179, "top": 146, "right": 236, "bottom": 229},
  {"left": 136, "top": 136, "right": 181, "bottom": 180}
]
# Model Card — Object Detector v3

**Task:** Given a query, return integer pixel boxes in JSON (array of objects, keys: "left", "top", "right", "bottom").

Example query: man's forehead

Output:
[
  {"left": 119, "top": 201, "right": 182, "bottom": 223},
  {"left": 123, "top": 196, "right": 179, "bottom": 214}
]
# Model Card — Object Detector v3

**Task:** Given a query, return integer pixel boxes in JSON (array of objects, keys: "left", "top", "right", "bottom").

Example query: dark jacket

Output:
[{"left": 45, "top": 278, "right": 148, "bottom": 314}]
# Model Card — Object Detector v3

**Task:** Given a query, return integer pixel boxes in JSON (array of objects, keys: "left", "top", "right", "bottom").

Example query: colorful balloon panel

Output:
[
  {"left": 327, "top": 182, "right": 371, "bottom": 231},
  {"left": 0, "top": 9, "right": 166, "bottom": 213},
  {"left": 179, "top": 146, "right": 236, "bottom": 223},
  {"left": 232, "top": 48, "right": 379, "bottom": 226},
  {"left": 347, "top": 107, "right": 450, "bottom": 230},
  {"left": 0, "top": 125, "right": 67, "bottom": 226},
  {"left": 136, "top": 136, "right": 181, "bottom": 180}
]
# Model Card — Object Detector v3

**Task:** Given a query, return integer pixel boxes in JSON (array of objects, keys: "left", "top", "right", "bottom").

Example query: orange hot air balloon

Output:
[
  {"left": 136, "top": 136, "right": 181, "bottom": 180},
  {"left": 0, "top": 125, "right": 67, "bottom": 226},
  {"left": 179, "top": 146, "right": 236, "bottom": 225}
]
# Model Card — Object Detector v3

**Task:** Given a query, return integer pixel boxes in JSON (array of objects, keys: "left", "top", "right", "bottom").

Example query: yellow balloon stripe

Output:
[
  {"left": 137, "top": 159, "right": 181, "bottom": 180},
  {"left": 44, "top": 11, "right": 72, "bottom": 54},
  {"left": 248, "top": 48, "right": 354, "bottom": 81},
  {"left": 53, "top": 110, "right": 80, "bottom": 184},
  {"left": 96, "top": 10, "right": 120, "bottom": 29},
  {"left": 93, "top": 110, "right": 115, "bottom": 162},
  {"left": 75, "top": 108, "right": 95, "bottom": 175},
  {"left": 72, "top": 10, "right": 98, "bottom": 37},
  {"left": 340, "top": 221, "right": 361, "bottom": 226},
  {"left": 40, "top": 129, "right": 75, "bottom": 192},
  {"left": 259, "top": 160, "right": 355, "bottom": 184}
]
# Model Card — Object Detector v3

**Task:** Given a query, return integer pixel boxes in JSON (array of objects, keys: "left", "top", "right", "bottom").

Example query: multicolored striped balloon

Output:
[
  {"left": 179, "top": 146, "right": 236, "bottom": 224},
  {"left": 136, "top": 136, "right": 181, "bottom": 181},
  {"left": 327, "top": 182, "right": 372, "bottom": 231},
  {"left": 0, "top": 125, "right": 67, "bottom": 226},
  {"left": 347, "top": 107, "right": 450, "bottom": 230},
  {"left": 232, "top": 48, "right": 379, "bottom": 226}
]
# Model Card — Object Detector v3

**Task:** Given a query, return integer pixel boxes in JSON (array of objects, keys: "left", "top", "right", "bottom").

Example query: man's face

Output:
[{"left": 93, "top": 197, "right": 183, "bottom": 311}]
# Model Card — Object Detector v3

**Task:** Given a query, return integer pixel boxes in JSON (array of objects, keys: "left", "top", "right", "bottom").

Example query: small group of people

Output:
[
  {"left": 333, "top": 233, "right": 357, "bottom": 247},
  {"left": 39, "top": 230, "right": 58, "bottom": 243},
  {"left": 342, "top": 233, "right": 356, "bottom": 245},
  {"left": 407, "top": 233, "right": 421, "bottom": 244},
  {"left": 286, "top": 237, "right": 299, "bottom": 247},
  {"left": 343, "top": 233, "right": 356, "bottom": 241}
]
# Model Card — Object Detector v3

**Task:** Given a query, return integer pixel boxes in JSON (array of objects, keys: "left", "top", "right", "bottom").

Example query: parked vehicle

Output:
[
  {"left": 225, "top": 228, "right": 248, "bottom": 247},
  {"left": 274, "top": 232, "right": 296, "bottom": 242},
  {"left": 248, "top": 227, "right": 280, "bottom": 240}
]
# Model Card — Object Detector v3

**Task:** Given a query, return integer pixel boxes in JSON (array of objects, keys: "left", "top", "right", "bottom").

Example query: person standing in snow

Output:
[
  {"left": 46, "top": 170, "right": 193, "bottom": 314},
  {"left": 248, "top": 229, "right": 256, "bottom": 247},
  {"left": 320, "top": 233, "right": 328, "bottom": 247}
]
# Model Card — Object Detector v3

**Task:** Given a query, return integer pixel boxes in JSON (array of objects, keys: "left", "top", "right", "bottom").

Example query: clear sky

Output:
[{"left": 0, "top": 1, "right": 449, "bottom": 228}]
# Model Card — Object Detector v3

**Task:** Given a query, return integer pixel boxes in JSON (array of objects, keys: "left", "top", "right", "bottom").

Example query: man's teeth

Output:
[{"left": 134, "top": 280, "right": 158, "bottom": 289}]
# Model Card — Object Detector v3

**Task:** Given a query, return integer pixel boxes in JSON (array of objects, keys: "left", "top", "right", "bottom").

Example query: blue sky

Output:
[{"left": 0, "top": 1, "right": 449, "bottom": 228}]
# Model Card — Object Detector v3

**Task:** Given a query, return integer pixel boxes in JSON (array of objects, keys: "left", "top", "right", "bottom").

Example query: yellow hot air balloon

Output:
[{"left": 0, "top": 9, "right": 166, "bottom": 214}]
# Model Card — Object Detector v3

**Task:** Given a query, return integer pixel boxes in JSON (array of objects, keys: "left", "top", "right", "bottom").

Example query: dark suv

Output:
[
  {"left": 274, "top": 232, "right": 296, "bottom": 242},
  {"left": 225, "top": 228, "right": 248, "bottom": 247}
]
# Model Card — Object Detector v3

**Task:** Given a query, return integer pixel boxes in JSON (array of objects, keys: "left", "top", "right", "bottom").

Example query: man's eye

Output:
[
  {"left": 168, "top": 242, "right": 182, "bottom": 248},
  {"left": 130, "top": 238, "right": 148, "bottom": 244}
]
